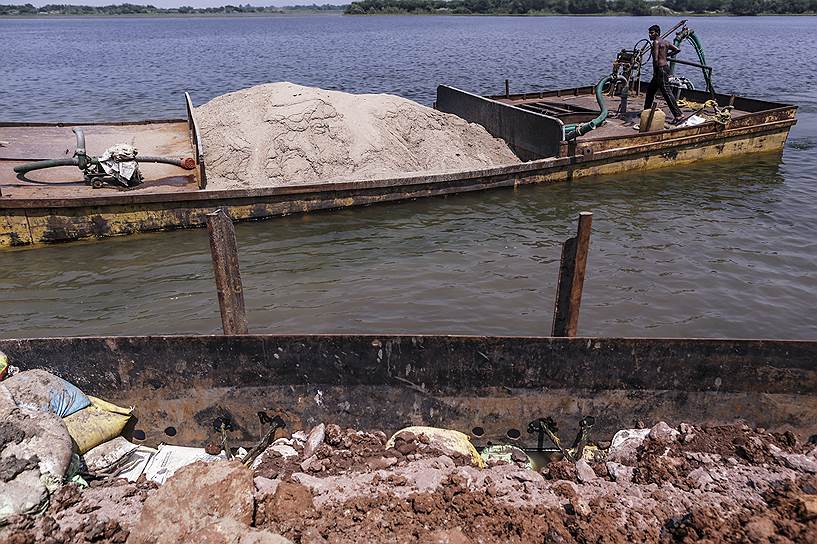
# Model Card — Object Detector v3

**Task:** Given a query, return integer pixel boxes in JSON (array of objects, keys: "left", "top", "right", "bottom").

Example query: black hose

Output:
[
  {"left": 13, "top": 158, "right": 79, "bottom": 175},
  {"left": 14, "top": 155, "right": 191, "bottom": 175}
]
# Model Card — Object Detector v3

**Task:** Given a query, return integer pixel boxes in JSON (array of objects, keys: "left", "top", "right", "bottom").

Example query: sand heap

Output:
[{"left": 195, "top": 82, "right": 521, "bottom": 190}]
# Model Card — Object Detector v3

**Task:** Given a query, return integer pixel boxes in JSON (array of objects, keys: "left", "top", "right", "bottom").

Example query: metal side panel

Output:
[
  {"left": 436, "top": 85, "right": 564, "bottom": 160},
  {"left": 1, "top": 335, "right": 816, "bottom": 447}
]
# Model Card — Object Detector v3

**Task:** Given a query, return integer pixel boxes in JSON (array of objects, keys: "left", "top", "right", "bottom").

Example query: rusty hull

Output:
[
  {"left": 0, "top": 335, "right": 815, "bottom": 448},
  {"left": 0, "top": 86, "right": 797, "bottom": 248}
]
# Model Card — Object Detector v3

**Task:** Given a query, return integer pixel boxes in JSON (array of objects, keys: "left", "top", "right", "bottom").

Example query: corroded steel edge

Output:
[{"left": 1, "top": 335, "right": 814, "bottom": 446}]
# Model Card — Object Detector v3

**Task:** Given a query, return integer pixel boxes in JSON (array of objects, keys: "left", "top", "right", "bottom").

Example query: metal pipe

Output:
[
  {"left": 72, "top": 128, "right": 89, "bottom": 170},
  {"left": 137, "top": 156, "right": 196, "bottom": 169},
  {"left": 671, "top": 58, "right": 712, "bottom": 71}
]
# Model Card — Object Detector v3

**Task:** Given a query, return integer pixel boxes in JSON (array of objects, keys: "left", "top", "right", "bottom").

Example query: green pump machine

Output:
[{"left": 564, "top": 19, "right": 716, "bottom": 141}]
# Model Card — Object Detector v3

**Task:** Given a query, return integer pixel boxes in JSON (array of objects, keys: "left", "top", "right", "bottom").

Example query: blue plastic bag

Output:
[{"left": 4, "top": 369, "right": 91, "bottom": 417}]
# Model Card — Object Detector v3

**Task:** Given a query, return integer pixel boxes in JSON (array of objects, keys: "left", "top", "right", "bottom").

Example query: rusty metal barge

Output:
[
  {"left": 1, "top": 334, "right": 815, "bottom": 448},
  {"left": 0, "top": 22, "right": 797, "bottom": 248}
]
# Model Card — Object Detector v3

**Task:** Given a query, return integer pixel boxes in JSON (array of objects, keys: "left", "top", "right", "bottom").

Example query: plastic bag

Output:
[
  {"left": 386, "top": 426, "right": 485, "bottom": 468},
  {"left": 63, "top": 396, "right": 133, "bottom": 454},
  {"left": 144, "top": 445, "right": 223, "bottom": 485},
  {"left": 117, "top": 446, "right": 158, "bottom": 482},
  {"left": 480, "top": 444, "right": 534, "bottom": 470},
  {"left": 0, "top": 350, "right": 9, "bottom": 380},
  {"left": 4, "top": 369, "right": 91, "bottom": 417},
  {"left": 83, "top": 436, "right": 139, "bottom": 474}
]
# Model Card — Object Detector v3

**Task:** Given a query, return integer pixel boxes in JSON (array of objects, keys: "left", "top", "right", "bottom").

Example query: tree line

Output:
[
  {"left": 344, "top": 0, "right": 817, "bottom": 15},
  {"left": 0, "top": 3, "right": 347, "bottom": 15}
]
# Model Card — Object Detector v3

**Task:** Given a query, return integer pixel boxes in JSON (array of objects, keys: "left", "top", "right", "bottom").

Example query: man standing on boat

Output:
[{"left": 644, "top": 24, "right": 684, "bottom": 125}]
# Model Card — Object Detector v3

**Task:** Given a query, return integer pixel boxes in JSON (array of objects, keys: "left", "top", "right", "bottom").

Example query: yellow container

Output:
[{"left": 640, "top": 108, "right": 666, "bottom": 132}]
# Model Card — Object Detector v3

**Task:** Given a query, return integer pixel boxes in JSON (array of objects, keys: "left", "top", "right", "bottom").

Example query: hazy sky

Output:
[{"left": 28, "top": 1, "right": 333, "bottom": 7}]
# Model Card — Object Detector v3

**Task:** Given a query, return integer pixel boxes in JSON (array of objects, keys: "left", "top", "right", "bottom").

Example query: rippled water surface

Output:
[{"left": 1, "top": 15, "right": 815, "bottom": 339}]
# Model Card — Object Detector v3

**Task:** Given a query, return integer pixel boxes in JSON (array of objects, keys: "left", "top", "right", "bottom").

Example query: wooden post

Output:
[
  {"left": 206, "top": 208, "right": 248, "bottom": 335},
  {"left": 505, "top": 79, "right": 510, "bottom": 98},
  {"left": 552, "top": 212, "right": 593, "bottom": 337}
]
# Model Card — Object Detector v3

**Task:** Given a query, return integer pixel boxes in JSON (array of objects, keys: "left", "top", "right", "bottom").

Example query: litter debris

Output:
[
  {"left": 607, "top": 427, "right": 650, "bottom": 464},
  {"left": 0, "top": 350, "right": 15, "bottom": 380},
  {"left": 143, "top": 444, "right": 225, "bottom": 485},
  {"left": 386, "top": 425, "right": 485, "bottom": 468},
  {"left": 83, "top": 436, "right": 140, "bottom": 475},
  {"left": 680, "top": 113, "right": 707, "bottom": 127},
  {"left": 480, "top": 444, "right": 534, "bottom": 469},
  {"left": 3, "top": 419, "right": 817, "bottom": 543},
  {"left": 1, "top": 361, "right": 815, "bottom": 543},
  {"left": 63, "top": 395, "right": 132, "bottom": 454},
  {"left": 97, "top": 144, "right": 140, "bottom": 187},
  {"left": 117, "top": 446, "right": 159, "bottom": 482},
  {"left": 3, "top": 369, "right": 91, "bottom": 417}
]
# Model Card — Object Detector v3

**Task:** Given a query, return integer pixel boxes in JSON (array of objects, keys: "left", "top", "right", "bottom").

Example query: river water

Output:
[{"left": 1, "top": 15, "right": 815, "bottom": 339}]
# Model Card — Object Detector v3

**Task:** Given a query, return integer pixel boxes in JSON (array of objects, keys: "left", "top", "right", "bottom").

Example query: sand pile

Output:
[
  {"left": 195, "top": 83, "right": 521, "bottom": 190},
  {"left": 4, "top": 422, "right": 817, "bottom": 543}
]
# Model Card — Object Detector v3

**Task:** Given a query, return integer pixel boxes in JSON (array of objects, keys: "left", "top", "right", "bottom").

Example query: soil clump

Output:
[{"left": 3, "top": 422, "right": 817, "bottom": 543}]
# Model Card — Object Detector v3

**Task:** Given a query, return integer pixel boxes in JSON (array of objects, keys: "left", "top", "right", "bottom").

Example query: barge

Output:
[
  {"left": 1, "top": 334, "right": 815, "bottom": 447},
  {"left": 0, "top": 24, "right": 797, "bottom": 248}
]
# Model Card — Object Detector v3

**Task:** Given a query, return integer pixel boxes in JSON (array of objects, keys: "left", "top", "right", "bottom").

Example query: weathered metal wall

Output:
[
  {"left": 435, "top": 85, "right": 564, "bottom": 160},
  {"left": 1, "top": 335, "right": 815, "bottom": 447}
]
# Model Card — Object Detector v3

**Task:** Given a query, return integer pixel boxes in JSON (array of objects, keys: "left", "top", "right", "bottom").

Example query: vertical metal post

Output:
[
  {"left": 505, "top": 79, "right": 510, "bottom": 98},
  {"left": 206, "top": 208, "right": 248, "bottom": 335},
  {"left": 552, "top": 212, "right": 593, "bottom": 337}
]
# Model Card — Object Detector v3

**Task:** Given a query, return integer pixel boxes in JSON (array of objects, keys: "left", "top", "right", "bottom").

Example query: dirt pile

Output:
[
  {"left": 252, "top": 423, "right": 817, "bottom": 543},
  {"left": 195, "top": 82, "right": 521, "bottom": 190},
  {"left": 3, "top": 422, "right": 817, "bottom": 543}
]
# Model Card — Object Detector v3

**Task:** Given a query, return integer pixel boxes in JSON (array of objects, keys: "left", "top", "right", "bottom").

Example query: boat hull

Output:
[{"left": 0, "top": 89, "right": 796, "bottom": 248}]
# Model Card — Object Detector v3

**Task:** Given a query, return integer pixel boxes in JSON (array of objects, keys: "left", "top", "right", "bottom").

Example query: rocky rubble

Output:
[{"left": 2, "top": 421, "right": 817, "bottom": 543}]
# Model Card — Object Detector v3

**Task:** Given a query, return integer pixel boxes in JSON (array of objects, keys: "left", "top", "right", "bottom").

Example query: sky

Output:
[{"left": 26, "top": 1, "right": 334, "bottom": 7}]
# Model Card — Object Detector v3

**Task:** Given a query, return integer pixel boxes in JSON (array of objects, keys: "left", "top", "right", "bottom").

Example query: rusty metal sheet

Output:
[
  {"left": 436, "top": 85, "right": 563, "bottom": 160},
  {"left": 0, "top": 335, "right": 815, "bottom": 446}
]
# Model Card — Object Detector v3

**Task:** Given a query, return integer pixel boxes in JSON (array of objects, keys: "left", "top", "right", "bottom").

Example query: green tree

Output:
[{"left": 728, "top": 0, "right": 762, "bottom": 14}]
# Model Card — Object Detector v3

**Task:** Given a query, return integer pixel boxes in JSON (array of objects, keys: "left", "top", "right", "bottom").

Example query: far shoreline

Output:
[{"left": 2, "top": 12, "right": 816, "bottom": 19}]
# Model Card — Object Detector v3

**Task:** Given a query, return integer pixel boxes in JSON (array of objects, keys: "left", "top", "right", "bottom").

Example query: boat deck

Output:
[
  {"left": 494, "top": 91, "right": 752, "bottom": 141},
  {"left": 0, "top": 120, "right": 199, "bottom": 199}
]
